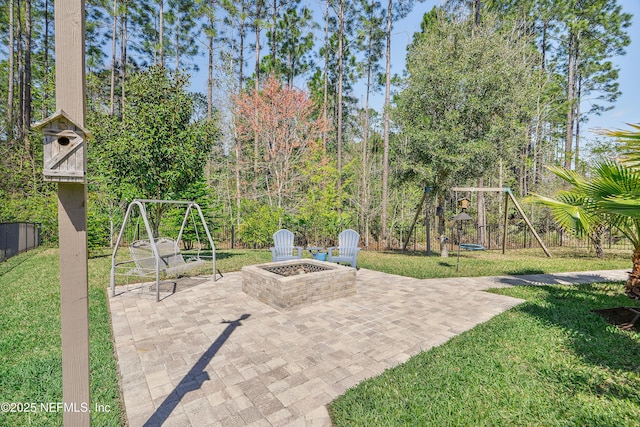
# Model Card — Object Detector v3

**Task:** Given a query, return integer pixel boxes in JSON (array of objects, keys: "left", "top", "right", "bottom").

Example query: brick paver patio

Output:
[{"left": 107, "top": 268, "right": 627, "bottom": 426}]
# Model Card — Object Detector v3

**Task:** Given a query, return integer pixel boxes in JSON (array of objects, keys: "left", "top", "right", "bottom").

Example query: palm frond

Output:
[
  {"left": 545, "top": 165, "right": 587, "bottom": 188},
  {"left": 599, "top": 195, "right": 640, "bottom": 218},
  {"left": 528, "top": 192, "right": 597, "bottom": 238},
  {"left": 596, "top": 124, "right": 640, "bottom": 168},
  {"left": 584, "top": 161, "right": 640, "bottom": 201}
]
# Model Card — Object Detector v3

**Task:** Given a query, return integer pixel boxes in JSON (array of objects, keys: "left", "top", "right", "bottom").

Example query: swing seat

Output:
[
  {"left": 129, "top": 238, "right": 206, "bottom": 276},
  {"left": 459, "top": 243, "right": 484, "bottom": 251}
]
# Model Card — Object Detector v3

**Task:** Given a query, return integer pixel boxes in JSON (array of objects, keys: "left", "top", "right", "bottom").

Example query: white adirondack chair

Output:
[
  {"left": 270, "top": 229, "right": 303, "bottom": 262},
  {"left": 327, "top": 229, "right": 361, "bottom": 268}
]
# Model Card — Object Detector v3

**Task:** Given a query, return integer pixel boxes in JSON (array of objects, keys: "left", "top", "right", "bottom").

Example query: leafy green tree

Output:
[
  {"left": 162, "top": 179, "right": 219, "bottom": 250},
  {"left": 91, "top": 66, "right": 215, "bottom": 234},
  {"left": 260, "top": 1, "right": 316, "bottom": 88},
  {"left": 606, "top": 124, "right": 640, "bottom": 169},
  {"left": 0, "top": 189, "right": 58, "bottom": 243},
  {"left": 394, "top": 11, "right": 540, "bottom": 231},
  {"left": 483, "top": 0, "right": 631, "bottom": 169},
  {"left": 558, "top": 0, "right": 631, "bottom": 169},
  {"left": 594, "top": 126, "right": 640, "bottom": 223},
  {"left": 296, "top": 151, "right": 345, "bottom": 246}
]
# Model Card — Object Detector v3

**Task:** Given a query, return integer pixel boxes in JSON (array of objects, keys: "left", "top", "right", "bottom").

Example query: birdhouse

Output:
[
  {"left": 457, "top": 197, "right": 470, "bottom": 212},
  {"left": 32, "top": 109, "right": 91, "bottom": 183}
]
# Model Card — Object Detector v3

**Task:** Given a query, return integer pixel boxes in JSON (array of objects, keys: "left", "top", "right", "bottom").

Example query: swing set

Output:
[
  {"left": 110, "top": 199, "right": 218, "bottom": 301},
  {"left": 403, "top": 186, "right": 551, "bottom": 257}
]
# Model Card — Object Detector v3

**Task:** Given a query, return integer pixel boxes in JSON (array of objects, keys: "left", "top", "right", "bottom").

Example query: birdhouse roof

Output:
[{"left": 31, "top": 109, "right": 93, "bottom": 139}]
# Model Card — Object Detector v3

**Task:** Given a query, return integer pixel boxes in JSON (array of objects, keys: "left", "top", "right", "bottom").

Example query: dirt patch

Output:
[{"left": 593, "top": 307, "right": 640, "bottom": 332}]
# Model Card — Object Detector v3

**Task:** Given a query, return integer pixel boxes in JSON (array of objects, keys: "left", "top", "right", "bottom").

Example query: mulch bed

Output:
[{"left": 593, "top": 307, "right": 640, "bottom": 332}]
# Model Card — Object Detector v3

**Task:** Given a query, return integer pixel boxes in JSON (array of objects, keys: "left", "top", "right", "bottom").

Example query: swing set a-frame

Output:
[
  {"left": 403, "top": 186, "right": 551, "bottom": 257},
  {"left": 110, "top": 199, "right": 218, "bottom": 301}
]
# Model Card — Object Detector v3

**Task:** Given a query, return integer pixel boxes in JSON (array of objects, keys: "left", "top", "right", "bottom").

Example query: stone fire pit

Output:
[{"left": 242, "top": 259, "right": 356, "bottom": 311}]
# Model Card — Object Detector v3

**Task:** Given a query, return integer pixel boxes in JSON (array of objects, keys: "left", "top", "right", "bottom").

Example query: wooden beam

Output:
[
  {"left": 506, "top": 191, "right": 552, "bottom": 258},
  {"left": 502, "top": 191, "right": 509, "bottom": 254},
  {"left": 451, "top": 187, "right": 507, "bottom": 192},
  {"left": 55, "top": 1, "right": 90, "bottom": 425},
  {"left": 403, "top": 189, "right": 428, "bottom": 251}
]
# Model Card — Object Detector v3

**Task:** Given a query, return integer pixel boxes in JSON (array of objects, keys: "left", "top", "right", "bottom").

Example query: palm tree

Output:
[
  {"left": 531, "top": 124, "right": 640, "bottom": 298},
  {"left": 596, "top": 125, "right": 640, "bottom": 297},
  {"left": 529, "top": 166, "right": 607, "bottom": 258}
]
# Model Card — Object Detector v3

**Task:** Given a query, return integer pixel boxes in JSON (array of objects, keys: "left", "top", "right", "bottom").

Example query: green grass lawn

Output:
[
  {"left": 329, "top": 282, "right": 640, "bottom": 426},
  {"left": 0, "top": 248, "right": 123, "bottom": 427},
  {"left": 1, "top": 245, "right": 636, "bottom": 426},
  {"left": 206, "top": 246, "right": 632, "bottom": 278},
  {"left": 357, "top": 247, "right": 631, "bottom": 278}
]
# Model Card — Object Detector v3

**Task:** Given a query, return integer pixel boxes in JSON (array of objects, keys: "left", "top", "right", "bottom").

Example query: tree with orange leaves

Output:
[{"left": 233, "top": 75, "right": 328, "bottom": 209}]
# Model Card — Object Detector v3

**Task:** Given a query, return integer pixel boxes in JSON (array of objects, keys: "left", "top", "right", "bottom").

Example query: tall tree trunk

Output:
[
  {"left": 381, "top": 0, "right": 392, "bottom": 248},
  {"left": 16, "top": 0, "right": 23, "bottom": 142},
  {"left": 42, "top": 0, "right": 51, "bottom": 119},
  {"left": 238, "top": 2, "right": 245, "bottom": 91},
  {"left": 7, "top": 0, "right": 15, "bottom": 142},
  {"left": 175, "top": 11, "right": 180, "bottom": 71},
  {"left": 360, "top": 0, "right": 375, "bottom": 237},
  {"left": 23, "top": 0, "right": 32, "bottom": 156},
  {"left": 207, "top": 1, "right": 214, "bottom": 120},
  {"left": 575, "top": 75, "right": 582, "bottom": 171},
  {"left": 254, "top": 4, "right": 261, "bottom": 87},
  {"left": 336, "top": 0, "right": 344, "bottom": 193},
  {"left": 254, "top": 3, "right": 262, "bottom": 195},
  {"left": 121, "top": 1, "right": 128, "bottom": 120},
  {"left": 109, "top": 0, "right": 118, "bottom": 116},
  {"left": 564, "top": 29, "right": 577, "bottom": 169},
  {"left": 473, "top": 0, "right": 481, "bottom": 26},
  {"left": 322, "top": 0, "right": 329, "bottom": 155},
  {"left": 271, "top": 0, "right": 278, "bottom": 60},
  {"left": 541, "top": 19, "right": 547, "bottom": 71},
  {"left": 159, "top": 0, "right": 164, "bottom": 68},
  {"left": 235, "top": 3, "right": 245, "bottom": 225}
]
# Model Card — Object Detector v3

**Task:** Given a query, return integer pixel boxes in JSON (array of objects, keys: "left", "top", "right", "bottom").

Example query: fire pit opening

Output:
[{"left": 261, "top": 263, "right": 332, "bottom": 277}]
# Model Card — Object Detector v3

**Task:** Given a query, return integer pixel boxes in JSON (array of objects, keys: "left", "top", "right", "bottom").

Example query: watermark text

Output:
[{"left": 1, "top": 402, "right": 111, "bottom": 413}]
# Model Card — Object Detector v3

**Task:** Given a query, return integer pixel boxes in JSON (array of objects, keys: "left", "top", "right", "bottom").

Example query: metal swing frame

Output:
[{"left": 110, "top": 199, "right": 217, "bottom": 301}]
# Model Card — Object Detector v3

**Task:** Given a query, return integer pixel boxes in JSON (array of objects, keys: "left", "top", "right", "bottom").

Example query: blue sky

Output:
[
  {"left": 595, "top": 0, "right": 640, "bottom": 132},
  {"left": 190, "top": 0, "right": 639, "bottom": 139}
]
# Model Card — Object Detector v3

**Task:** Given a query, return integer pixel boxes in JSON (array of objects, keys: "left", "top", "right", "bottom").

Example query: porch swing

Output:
[{"left": 110, "top": 199, "right": 217, "bottom": 301}]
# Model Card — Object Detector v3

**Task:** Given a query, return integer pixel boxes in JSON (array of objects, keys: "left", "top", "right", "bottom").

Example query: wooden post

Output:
[
  {"left": 506, "top": 190, "right": 552, "bottom": 258},
  {"left": 425, "top": 191, "right": 431, "bottom": 256},
  {"left": 402, "top": 187, "right": 428, "bottom": 252},
  {"left": 55, "top": 1, "right": 90, "bottom": 425},
  {"left": 502, "top": 191, "right": 509, "bottom": 254}
]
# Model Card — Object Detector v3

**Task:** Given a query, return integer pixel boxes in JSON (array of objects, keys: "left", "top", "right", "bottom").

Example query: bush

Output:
[
  {"left": 0, "top": 191, "right": 58, "bottom": 243},
  {"left": 238, "top": 201, "right": 284, "bottom": 248}
]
